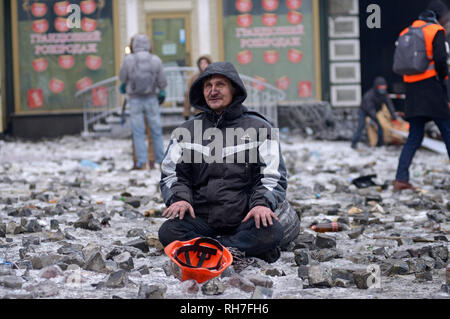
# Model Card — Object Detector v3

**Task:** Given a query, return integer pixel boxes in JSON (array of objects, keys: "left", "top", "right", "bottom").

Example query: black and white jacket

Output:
[{"left": 160, "top": 62, "right": 287, "bottom": 232}]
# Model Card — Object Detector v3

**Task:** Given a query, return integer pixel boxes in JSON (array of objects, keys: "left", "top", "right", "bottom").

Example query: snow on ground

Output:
[{"left": 0, "top": 134, "right": 449, "bottom": 299}]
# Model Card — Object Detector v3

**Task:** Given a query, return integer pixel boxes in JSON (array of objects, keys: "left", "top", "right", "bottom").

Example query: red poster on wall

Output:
[
  {"left": 53, "top": 1, "right": 70, "bottom": 16},
  {"left": 287, "top": 0, "right": 302, "bottom": 10},
  {"left": 49, "top": 78, "right": 65, "bottom": 94},
  {"left": 27, "top": 89, "right": 44, "bottom": 109},
  {"left": 81, "top": 0, "right": 97, "bottom": 14},
  {"left": 76, "top": 77, "right": 93, "bottom": 92},
  {"left": 237, "top": 50, "right": 253, "bottom": 64},
  {"left": 222, "top": 0, "right": 319, "bottom": 101},
  {"left": 32, "top": 58, "right": 48, "bottom": 72},
  {"left": 86, "top": 55, "right": 103, "bottom": 70},
  {"left": 276, "top": 76, "right": 290, "bottom": 91},
  {"left": 298, "top": 81, "right": 312, "bottom": 98},
  {"left": 92, "top": 86, "right": 108, "bottom": 106},
  {"left": 31, "top": 3, "right": 48, "bottom": 18},
  {"left": 263, "top": 0, "right": 279, "bottom": 11},
  {"left": 54, "top": 17, "right": 70, "bottom": 32},
  {"left": 237, "top": 14, "right": 253, "bottom": 27},
  {"left": 262, "top": 13, "right": 278, "bottom": 26},
  {"left": 58, "top": 55, "right": 75, "bottom": 69},
  {"left": 32, "top": 19, "right": 49, "bottom": 33},
  {"left": 81, "top": 18, "right": 98, "bottom": 32},
  {"left": 12, "top": 0, "right": 118, "bottom": 114},
  {"left": 236, "top": 0, "right": 253, "bottom": 13},
  {"left": 264, "top": 51, "right": 279, "bottom": 64}
]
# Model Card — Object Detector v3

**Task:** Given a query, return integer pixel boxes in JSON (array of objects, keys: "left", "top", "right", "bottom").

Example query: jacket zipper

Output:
[{"left": 214, "top": 113, "right": 225, "bottom": 128}]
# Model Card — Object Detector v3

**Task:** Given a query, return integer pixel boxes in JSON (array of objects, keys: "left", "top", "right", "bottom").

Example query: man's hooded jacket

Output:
[{"left": 160, "top": 62, "right": 287, "bottom": 232}]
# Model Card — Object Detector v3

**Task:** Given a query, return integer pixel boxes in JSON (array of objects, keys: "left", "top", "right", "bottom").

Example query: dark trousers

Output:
[
  {"left": 158, "top": 215, "right": 284, "bottom": 258},
  {"left": 395, "top": 117, "right": 450, "bottom": 182},
  {"left": 352, "top": 109, "right": 383, "bottom": 147}
]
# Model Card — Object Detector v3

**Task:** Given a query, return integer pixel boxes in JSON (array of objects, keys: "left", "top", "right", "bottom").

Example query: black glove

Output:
[
  {"left": 120, "top": 99, "right": 127, "bottom": 125},
  {"left": 119, "top": 83, "right": 127, "bottom": 95},
  {"left": 158, "top": 90, "right": 166, "bottom": 105}
]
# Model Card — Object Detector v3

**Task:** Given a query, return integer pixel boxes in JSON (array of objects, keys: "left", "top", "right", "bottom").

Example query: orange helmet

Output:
[{"left": 164, "top": 237, "right": 233, "bottom": 284}]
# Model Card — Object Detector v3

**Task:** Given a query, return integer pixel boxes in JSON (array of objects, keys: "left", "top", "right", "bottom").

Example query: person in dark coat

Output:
[
  {"left": 158, "top": 62, "right": 287, "bottom": 263},
  {"left": 394, "top": 0, "right": 450, "bottom": 191},
  {"left": 351, "top": 77, "right": 399, "bottom": 149}
]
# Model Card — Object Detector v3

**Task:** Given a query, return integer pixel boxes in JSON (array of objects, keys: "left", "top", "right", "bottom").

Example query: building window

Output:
[
  {"left": 330, "top": 62, "right": 361, "bottom": 83},
  {"left": 329, "top": 39, "right": 360, "bottom": 61},
  {"left": 331, "top": 85, "right": 361, "bottom": 107},
  {"left": 329, "top": 16, "right": 359, "bottom": 38}
]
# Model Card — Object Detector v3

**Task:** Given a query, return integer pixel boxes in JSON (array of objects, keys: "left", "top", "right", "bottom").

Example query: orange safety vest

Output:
[{"left": 400, "top": 20, "right": 446, "bottom": 83}]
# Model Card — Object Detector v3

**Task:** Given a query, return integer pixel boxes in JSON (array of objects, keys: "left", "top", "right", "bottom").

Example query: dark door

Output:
[{"left": 147, "top": 13, "right": 191, "bottom": 67}]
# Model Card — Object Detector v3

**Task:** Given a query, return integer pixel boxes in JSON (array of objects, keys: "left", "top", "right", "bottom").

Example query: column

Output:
[
  {"left": 0, "top": 0, "right": 4, "bottom": 133},
  {"left": 198, "top": 0, "right": 211, "bottom": 55},
  {"left": 328, "top": 0, "right": 361, "bottom": 108},
  {"left": 126, "top": 0, "right": 139, "bottom": 40}
]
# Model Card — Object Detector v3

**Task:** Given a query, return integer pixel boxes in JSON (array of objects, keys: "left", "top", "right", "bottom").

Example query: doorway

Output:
[{"left": 147, "top": 12, "right": 192, "bottom": 67}]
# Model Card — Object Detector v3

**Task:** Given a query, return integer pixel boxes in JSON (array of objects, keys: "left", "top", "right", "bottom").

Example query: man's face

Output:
[
  {"left": 203, "top": 75, "right": 234, "bottom": 114},
  {"left": 377, "top": 84, "right": 387, "bottom": 95}
]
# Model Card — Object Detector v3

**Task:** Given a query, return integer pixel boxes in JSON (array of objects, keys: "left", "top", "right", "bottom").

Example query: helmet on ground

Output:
[{"left": 164, "top": 237, "right": 233, "bottom": 283}]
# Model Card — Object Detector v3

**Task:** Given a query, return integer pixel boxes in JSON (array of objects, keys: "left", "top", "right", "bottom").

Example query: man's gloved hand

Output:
[
  {"left": 184, "top": 116, "right": 190, "bottom": 121},
  {"left": 158, "top": 90, "right": 166, "bottom": 105},
  {"left": 119, "top": 83, "right": 127, "bottom": 95}
]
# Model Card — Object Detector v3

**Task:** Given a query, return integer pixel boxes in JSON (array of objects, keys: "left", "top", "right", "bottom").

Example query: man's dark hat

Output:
[{"left": 427, "top": 0, "right": 449, "bottom": 20}]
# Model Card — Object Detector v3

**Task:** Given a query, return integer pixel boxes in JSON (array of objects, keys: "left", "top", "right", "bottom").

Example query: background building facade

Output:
[{"left": 1, "top": 0, "right": 449, "bottom": 137}]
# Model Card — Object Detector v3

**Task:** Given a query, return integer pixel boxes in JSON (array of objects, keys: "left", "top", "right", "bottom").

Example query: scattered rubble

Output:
[{"left": 0, "top": 135, "right": 449, "bottom": 299}]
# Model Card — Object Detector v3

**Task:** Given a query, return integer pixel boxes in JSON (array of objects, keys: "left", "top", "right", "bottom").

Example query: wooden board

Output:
[{"left": 390, "top": 128, "right": 447, "bottom": 155}]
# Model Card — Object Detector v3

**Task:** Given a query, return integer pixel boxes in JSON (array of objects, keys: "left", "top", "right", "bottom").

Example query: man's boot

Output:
[{"left": 393, "top": 180, "right": 416, "bottom": 192}]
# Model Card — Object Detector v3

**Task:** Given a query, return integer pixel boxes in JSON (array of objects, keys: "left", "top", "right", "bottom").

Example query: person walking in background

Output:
[
  {"left": 119, "top": 34, "right": 167, "bottom": 170},
  {"left": 183, "top": 55, "right": 212, "bottom": 121},
  {"left": 120, "top": 35, "right": 157, "bottom": 170},
  {"left": 351, "top": 76, "right": 400, "bottom": 149},
  {"left": 393, "top": 0, "right": 450, "bottom": 191}
]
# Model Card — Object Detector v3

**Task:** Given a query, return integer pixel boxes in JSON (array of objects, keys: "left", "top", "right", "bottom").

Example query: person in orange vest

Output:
[{"left": 394, "top": 0, "right": 450, "bottom": 192}]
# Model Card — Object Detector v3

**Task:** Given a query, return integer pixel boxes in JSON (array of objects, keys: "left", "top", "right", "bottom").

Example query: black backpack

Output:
[{"left": 393, "top": 23, "right": 433, "bottom": 76}]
